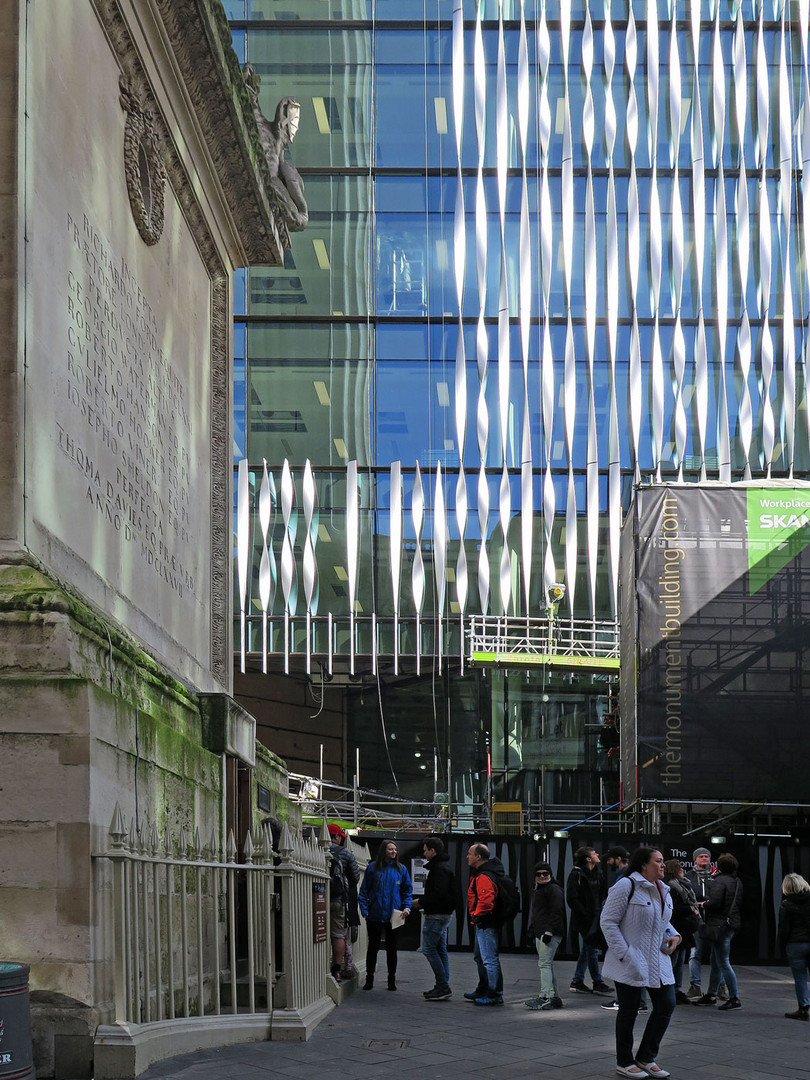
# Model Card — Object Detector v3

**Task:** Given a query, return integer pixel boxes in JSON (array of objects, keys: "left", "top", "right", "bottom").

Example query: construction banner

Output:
[{"left": 622, "top": 482, "right": 810, "bottom": 804}]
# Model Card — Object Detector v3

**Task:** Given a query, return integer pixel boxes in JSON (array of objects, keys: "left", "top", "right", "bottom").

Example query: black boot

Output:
[
  {"left": 717, "top": 996, "right": 741, "bottom": 1011},
  {"left": 363, "top": 974, "right": 374, "bottom": 991},
  {"left": 785, "top": 1005, "right": 809, "bottom": 1021},
  {"left": 387, "top": 974, "right": 397, "bottom": 991}
]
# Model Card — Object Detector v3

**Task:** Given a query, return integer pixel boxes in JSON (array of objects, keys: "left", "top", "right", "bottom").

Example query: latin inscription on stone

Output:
[{"left": 62, "top": 211, "right": 197, "bottom": 598}]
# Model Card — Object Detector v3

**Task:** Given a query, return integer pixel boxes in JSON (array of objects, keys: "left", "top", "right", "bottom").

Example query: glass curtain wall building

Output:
[{"left": 226, "top": 0, "right": 810, "bottom": 816}]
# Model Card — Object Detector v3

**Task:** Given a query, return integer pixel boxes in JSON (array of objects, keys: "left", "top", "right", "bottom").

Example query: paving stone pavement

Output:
[{"left": 141, "top": 953, "right": 808, "bottom": 1080}]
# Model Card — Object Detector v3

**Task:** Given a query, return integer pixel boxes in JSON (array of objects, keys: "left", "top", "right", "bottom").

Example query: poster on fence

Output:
[{"left": 313, "top": 881, "right": 327, "bottom": 943}]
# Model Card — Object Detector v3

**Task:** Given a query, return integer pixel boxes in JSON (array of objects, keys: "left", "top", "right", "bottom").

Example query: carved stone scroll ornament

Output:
[
  {"left": 242, "top": 64, "right": 308, "bottom": 233},
  {"left": 119, "top": 75, "right": 166, "bottom": 245}
]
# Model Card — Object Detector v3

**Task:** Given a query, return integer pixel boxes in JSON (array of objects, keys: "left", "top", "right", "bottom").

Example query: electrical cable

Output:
[{"left": 309, "top": 664, "right": 325, "bottom": 719}]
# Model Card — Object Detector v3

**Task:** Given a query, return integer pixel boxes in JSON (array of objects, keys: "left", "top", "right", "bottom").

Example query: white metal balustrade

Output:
[
  {"left": 92, "top": 811, "right": 353, "bottom": 1077},
  {"left": 467, "top": 614, "right": 620, "bottom": 670}
]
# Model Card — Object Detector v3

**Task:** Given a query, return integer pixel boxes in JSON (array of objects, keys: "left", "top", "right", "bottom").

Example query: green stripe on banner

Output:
[{"left": 746, "top": 487, "right": 810, "bottom": 594}]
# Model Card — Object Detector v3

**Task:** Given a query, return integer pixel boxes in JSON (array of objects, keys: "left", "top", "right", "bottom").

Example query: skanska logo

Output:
[{"left": 760, "top": 513, "right": 810, "bottom": 529}]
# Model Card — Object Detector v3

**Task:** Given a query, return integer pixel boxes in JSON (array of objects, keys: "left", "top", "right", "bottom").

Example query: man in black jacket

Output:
[
  {"left": 566, "top": 846, "right": 612, "bottom": 995},
  {"left": 412, "top": 837, "right": 457, "bottom": 1000}
]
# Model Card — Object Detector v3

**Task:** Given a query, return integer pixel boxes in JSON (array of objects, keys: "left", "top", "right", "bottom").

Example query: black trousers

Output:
[
  {"left": 366, "top": 920, "right": 400, "bottom": 976},
  {"left": 614, "top": 981, "right": 676, "bottom": 1068}
]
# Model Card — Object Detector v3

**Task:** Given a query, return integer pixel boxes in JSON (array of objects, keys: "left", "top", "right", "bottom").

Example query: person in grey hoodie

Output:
[{"left": 600, "top": 847, "right": 680, "bottom": 1079}]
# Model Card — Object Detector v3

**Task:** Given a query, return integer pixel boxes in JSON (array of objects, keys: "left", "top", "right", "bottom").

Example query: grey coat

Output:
[{"left": 600, "top": 873, "right": 678, "bottom": 988}]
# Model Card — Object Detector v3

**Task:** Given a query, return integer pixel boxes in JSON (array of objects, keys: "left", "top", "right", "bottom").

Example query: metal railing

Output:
[
  {"left": 96, "top": 805, "right": 279, "bottom": 1025},
  {"left": 93, "top": 808, "right": 364, "bottom": 1072},
  {"left": 467, "top": 614, "right": 621, "bottom": 668},
  {"left": 289, "top": 775, "right": 633, "bottom": 835}
]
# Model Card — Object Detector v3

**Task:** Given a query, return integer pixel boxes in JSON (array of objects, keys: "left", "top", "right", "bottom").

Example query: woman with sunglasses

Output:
[{"left": 525, "top": 861, "right": 566, "bottom": 1011}]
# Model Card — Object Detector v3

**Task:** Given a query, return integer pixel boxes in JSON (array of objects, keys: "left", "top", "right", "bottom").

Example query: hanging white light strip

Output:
[
  {"left": 668, "top": 0, "right": 687, "bottom": 482},
  {"left": 390, "top": 459, "right": 402, "bottom": 675},
  {"left": 236, "top": 457, "right": 250, "bottom": 672},
  {"left": 517, "top": 0, "right": 534, "bottom": 627},
  {"left": 755, "top": 0, "right": 775, "bottom": 476},
  {"left": 778, "top": 0, "right": 795, "bottom": 477},
  {"left": 257, "top": 460, "right": 276, "bottom": 671},
  {"left": 537, "top": 0, "right": 556, "bottom": 601},
  {"left": 411, "top": 462, "right": 425, "bottom": 675},
  {"left": 733, "top": 2, "right": 753, "bottom": 480},
  {"left": 560, "top": 0, "right": 577, "bottom": 616},
  {"left": 711, "top": 0, "right": 730, "bottom": 482},
  {"left": 302, "top": 459, "right": 318, "bottom": 675},
  {"left": 346, "top": 459, "right": 359, "bottom": 674},
  {"left": 474, "top": 0, "right": 490, "bottom": 617},
  {"left": 625, "top": 2, "right": 642, "bottom": 484},
  {"left": 452, "top": 0, "right": 468, "bottom": 666},
  {"left": 604, "top": 0, "right": 621, "bottom": 618},
  {"left": 434, "top": 463, "right": 447, "bottom": 672},
  {"left": 691, "top": 0, "right": 709, "bottom": 481},
  {"left": 583, "top": 0, "right": 598, "bottom": 620},
  {"left": 496, "top": 0, "right": 512, "bottom": 617},
  {"left": 647, "top": 0, "right": 664, "bottom": 484},
  {"left": 280, "top": 459, "right": 297, "bottom": 674}
]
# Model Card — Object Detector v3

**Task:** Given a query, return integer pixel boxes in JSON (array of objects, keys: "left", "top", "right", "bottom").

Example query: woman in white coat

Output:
[{"left": 600, "top": 848, "right": 681, "bottom": 1079}]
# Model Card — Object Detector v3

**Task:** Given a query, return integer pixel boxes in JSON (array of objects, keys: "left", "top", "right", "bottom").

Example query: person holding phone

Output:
[{"left": 600, "top": 848, "right": 681, "bottom": 1079}]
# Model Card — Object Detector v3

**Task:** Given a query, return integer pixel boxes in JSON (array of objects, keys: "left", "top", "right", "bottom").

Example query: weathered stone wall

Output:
[
  {"left": 0, "top": 559, "right": 225, "bottom": 1074},
  {"left": 0, "top": 561, "right": 223, "bottom": 963}
]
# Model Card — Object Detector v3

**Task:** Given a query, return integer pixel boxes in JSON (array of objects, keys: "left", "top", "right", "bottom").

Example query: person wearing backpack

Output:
[
  {"left": 600, "top": 846, "right": 681, "bottom": 1079},
  {"left": 358, "top": 838, "right": 412, "bottom": 991},
  {"left": 465, "top": 842, "right": 519, "bottom": 1007},
  {"left": 327, "top": 823, "right": 360, "bottom": 982}
]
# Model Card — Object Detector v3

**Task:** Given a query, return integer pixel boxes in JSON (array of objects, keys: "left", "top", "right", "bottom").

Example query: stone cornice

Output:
[{"left": 153, "top": 0, "right": 288, "bottom": 265}]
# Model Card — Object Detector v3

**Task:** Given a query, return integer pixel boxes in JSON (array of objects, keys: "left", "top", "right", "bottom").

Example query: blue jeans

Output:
[
  {"left": 534, "top": 934, "right": 561, "bottom": 999},
  {"left": 473, "top": 926, "right": 503, "bottom": 996},
  {"left": 614, "top": 981, "right": 676, "bottom": 1068},
  {"left": 785, "top": 941, "right": 810, "bottom": 1008},
  {"left": 688, "top": 943, "right": 702, "bottom": 987},
  {"left": 573, "top": 935, "right": 602, "bottom": 984},
  {"left": 422, "top": 914, "right": 451, "bottom": 992},
  {"left": 671, "top": 943, "right": 688, "bottom": 991},
  {"left": 690, "top": 937, "right": 724, "bottom": 990},
  {"left": 707, "top": 928, "right": 738, "bottom": 998}
]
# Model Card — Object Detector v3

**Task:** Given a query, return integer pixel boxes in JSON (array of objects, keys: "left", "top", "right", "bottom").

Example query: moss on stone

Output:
[{"left": 0, "top": 561, "right": 198, "bottom": 712}]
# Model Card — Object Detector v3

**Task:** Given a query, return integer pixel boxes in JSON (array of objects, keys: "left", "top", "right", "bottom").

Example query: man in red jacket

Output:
[{"left": 465, "top": 843, "right": 505, "bottom": 1006}]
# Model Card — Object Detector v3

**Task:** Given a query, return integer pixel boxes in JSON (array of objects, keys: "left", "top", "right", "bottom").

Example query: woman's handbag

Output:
[
  {"left": 679, "top": 903, "right": 701, "bottom": 934},
  {"left": 700, "top": 919, "right": 727, "bottom": 942}
]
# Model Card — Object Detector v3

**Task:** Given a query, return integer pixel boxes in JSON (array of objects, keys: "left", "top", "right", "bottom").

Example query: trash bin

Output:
[{"left": 0, "top": 963, "right": 35, "bottom": 1079}]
